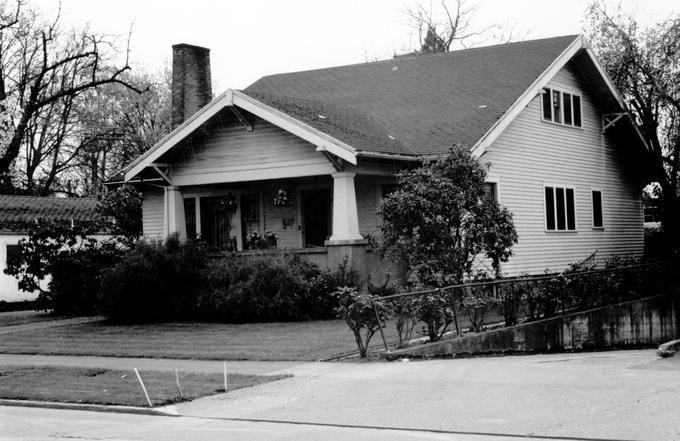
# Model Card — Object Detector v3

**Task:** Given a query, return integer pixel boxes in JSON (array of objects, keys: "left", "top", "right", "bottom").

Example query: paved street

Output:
[{"left": 1, "top": 350, "right": 679, "bottom": 440}]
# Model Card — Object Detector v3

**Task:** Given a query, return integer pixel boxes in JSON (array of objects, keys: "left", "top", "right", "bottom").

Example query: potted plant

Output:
[
  {"left": 273, "top": 188, "right": 290, "bottom": 207},
  {"left": 264, "top": 230, "right": 278, "bottom": 248}
]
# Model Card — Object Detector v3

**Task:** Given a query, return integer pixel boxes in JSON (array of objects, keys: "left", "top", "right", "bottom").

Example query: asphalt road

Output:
[{"left": 2, "top": 350, "right": 679, "bottom": 441}]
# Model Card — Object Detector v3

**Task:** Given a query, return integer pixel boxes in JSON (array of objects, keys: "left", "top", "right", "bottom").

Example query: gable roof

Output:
[
  {"left": 124, "top": 34, "right": 647, "bottom": 181},
  {"left": 245, "top": 35, "right": 580, "bottom": 156},
  {"left": 0, "top": 195, "right": 99, "bottom": 233}
]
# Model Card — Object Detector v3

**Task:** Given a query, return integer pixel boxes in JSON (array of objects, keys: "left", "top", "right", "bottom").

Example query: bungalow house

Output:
[
  {"left": 120, "top": 35, "right": 649, "bottom": 280},
  {"left": 0, "top": 195, "right": 104, "bottom": 302}
]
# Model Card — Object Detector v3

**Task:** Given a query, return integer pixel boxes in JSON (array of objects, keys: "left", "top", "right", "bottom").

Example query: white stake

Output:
[
  {"left": 174, "top": 367, "right": 183, "bottom": 399},
  {"left": 223, "top": 362, "right": 228, "bottom": 392},
  {"left": 134, "top": 368, "right": 153, "bottom": 407}
]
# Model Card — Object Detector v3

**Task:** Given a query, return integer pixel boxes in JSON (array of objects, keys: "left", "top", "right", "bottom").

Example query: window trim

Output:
[
  {"left": 484, "top": 177, "right": 501, "bottom": 204},
  {"left": 541, "top": 87, "right": 583, "bottom": 129},
  {"left": 543, "top": 183, "right": 578, "bottom": 233},
  {"left": 591, "top": 188, "right": 604, "bottom": 230}
]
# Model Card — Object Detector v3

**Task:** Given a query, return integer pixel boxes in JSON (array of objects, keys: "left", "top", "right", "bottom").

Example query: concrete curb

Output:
[
  {"left": 0, "top": 398, "right": 178, "bottom": 417},
  {"left": 657, "top": 339, "right": 680, "bottom": 358}
]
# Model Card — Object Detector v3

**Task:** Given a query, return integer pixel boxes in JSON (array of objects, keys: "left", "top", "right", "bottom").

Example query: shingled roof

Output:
[
  {"left": 0, "top": 195, "right": 99, "bottom": 233},
  {"left": 244, "top": 35, "right": 579, "bottom": 156}
]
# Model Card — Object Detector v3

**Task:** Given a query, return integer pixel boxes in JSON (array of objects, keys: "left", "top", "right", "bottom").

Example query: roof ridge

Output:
[{"left": 247, "top": 34, "right": 580, "bottom": 88}]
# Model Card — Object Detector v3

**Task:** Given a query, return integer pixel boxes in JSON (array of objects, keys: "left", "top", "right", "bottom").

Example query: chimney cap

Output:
[{"left": 172, "top": 43, "right": 210, "bottom": 52}]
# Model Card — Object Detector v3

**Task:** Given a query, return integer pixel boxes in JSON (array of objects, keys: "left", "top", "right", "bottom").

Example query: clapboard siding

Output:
[
  {"left": 170, "top": 118, "right": 334, "bottom": 186},
  {"left": 485, "top": 63, "right": 643, "bottom": 275},
  {"left": 142, "top": 188, "right": 165, "bottom": 239}
]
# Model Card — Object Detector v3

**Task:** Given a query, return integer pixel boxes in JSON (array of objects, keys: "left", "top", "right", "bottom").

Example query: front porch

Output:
[{"left": 148, "top": 173, "right": 394, "bottom": 278}]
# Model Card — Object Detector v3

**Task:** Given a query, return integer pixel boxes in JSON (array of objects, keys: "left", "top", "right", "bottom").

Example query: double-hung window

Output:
[
  {"left": 591, "top": 189, "right": 604, "bottom": 229},
  {"left": 542, "top": 88, "right": 582, "bottom": 127},
  {"left": 544, "top": 185, "right": 576, "bottom": 231}
]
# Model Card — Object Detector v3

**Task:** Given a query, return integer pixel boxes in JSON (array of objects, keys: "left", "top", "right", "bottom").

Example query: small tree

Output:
[
  {"left": 380, "top": 145, "right": 518, "bottom": 288},
  {"left": 334, "top": 287, "right": 390, "bottom": 358}
]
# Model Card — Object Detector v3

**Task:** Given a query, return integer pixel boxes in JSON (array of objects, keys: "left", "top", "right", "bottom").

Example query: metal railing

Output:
[{"left": 371, "top": 259, "right": 676, "bottom": 351}]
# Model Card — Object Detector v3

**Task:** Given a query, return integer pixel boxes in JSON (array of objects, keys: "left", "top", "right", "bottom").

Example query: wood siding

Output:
[
  {"left": 142, "top": 188, "right": 165, "bottom": 239},
  {"left": 169, "top": 118, "right": 335, "bottom": 186},
  {"left": 484, "top": 63, "right": 644, "bottom": 275}
]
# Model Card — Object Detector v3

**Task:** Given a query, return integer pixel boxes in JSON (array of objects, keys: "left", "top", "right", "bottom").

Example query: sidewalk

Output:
[{"left": 171, "top": 350, "right": 680, "bottom": 441}]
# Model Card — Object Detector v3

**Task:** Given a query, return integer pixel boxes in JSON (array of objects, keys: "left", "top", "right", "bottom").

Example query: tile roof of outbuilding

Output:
[
  {"left": 0, "top": 195, "right": 99, "bottom": 233},
  {"left": 244, "top": 35, "right": 579, "bottom": 156}
]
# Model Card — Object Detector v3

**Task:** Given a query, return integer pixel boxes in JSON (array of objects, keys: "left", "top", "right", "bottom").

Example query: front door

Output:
[{"left": 301, "top": 189, "right": 331, "bottom": 247}]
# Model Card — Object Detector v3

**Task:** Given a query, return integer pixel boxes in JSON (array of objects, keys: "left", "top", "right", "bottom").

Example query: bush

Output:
[
  {"left": 334, "top": 287, "right": 390, "bottom": 358},
  {"left": 416, "top": 290, "right": 454, "bottom": 342},
  {"left": 98, "top": 236, "right": 208, "bottom": 323},
  {"left": 4, "top": 220, "right": 124, "bottom": 315}
]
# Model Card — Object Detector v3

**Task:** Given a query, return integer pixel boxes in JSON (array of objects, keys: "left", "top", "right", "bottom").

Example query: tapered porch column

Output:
[
  {"left": 165, "top": 186, "right": 187, "bottom": 240},
  {"left": 329, "top": 172, "right": 363, "bottom": 242}
]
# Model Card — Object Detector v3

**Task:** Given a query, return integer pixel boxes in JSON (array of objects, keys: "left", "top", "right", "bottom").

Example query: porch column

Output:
[
  {"left": 165, "top": 186, "right": 187, "bottom": 240},
  {"left": 329, "top": 172, "right": 363, "bottom": 242}
]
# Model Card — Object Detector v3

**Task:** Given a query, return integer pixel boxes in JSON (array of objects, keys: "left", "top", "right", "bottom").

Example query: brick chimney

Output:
[{"left": 171, "top": 44, "right": 212, "bottom": 129}]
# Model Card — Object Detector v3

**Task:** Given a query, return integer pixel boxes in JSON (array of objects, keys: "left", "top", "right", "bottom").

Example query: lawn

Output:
[
  {"left": 0, "top": 365, "right": 289, "bottom": 407},
  {"left": 0, "top": 312, "right": 507, "bottom": 361},
  {"left": 0, "top": 310, "right": 58, "bottom": 327},
  {"left": 0, "top": 319, "right": 394, "bottom": 361}
]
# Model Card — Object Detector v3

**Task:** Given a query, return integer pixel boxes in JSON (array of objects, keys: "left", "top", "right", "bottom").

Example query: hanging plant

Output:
[
  {"left": 273, "top": 188, "right": 291, "bottom": 207},
  {"left": 218, "top": 194, "right": 238, "bottom": 211}
]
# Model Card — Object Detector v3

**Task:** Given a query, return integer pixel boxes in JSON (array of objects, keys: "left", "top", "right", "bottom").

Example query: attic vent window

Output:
[
  {"left": 542, "top": 87, "right": 582, "bottom": 128},
  {"left": 317, "top": 114, "right": 327, "bottom": 119}
]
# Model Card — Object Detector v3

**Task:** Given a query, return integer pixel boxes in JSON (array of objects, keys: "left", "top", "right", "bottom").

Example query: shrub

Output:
[
  {"left": 416, "top": 290, "right": 454, "bottom": 342},
  {"left": 4, "top": 220, "right": 124, "bottom": 315},
  {"left": 334, "top": 287, "right": 390, "bottom": 358},
  {"left": 98, "top": 236, "right": 208, "bottom": 323},
  {"left": 460, "top": 281, "right": 500, "bottom": 333},
  {"left": 196, "top": 253, "right": 360, "bottom": 323}
]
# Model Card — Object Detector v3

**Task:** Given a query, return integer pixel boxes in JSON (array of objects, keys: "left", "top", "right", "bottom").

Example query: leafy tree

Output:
[
  {"left": 379, "top": 145, "right": 517, "bottom": 288},
  {"left": 586, "top": 1, "right": 680, "bottom": 248},
  {"left": 96, "top": 184, "right": 143, "bottom": 245}
]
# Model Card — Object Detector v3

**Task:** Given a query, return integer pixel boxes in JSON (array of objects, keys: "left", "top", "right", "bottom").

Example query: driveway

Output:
[{"left": 2, "top": 349, "right": 679, "bottom": 440}]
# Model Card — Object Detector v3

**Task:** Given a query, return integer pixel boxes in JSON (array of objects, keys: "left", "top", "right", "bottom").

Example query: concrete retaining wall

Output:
[{"left": 384, "top": 293, "right": 680, "bottom": 359}]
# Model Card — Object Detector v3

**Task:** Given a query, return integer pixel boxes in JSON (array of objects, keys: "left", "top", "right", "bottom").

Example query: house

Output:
[
  {"left": 0, "top": 195, "right": 104, "bottom": 302},
  {"left": 120, "top": 35, "right": 649, "bottom": 280}
]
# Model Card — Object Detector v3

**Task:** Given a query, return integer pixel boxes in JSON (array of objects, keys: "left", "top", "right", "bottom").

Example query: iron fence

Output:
[{"left": 371, "top": 259, "right": 677, "bottom": 352}]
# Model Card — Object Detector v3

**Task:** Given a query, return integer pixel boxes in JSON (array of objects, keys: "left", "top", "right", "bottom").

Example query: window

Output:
[
  {"left": 5, "top": 244, "right": 19, "bottom": 269},
  {"left": 240, "top": 193, "right": 260, "bottom": 249},
  {"left": 483, "top": 182, "right": 498, "bottom": 203},
  {"left": 542, "top": 88, "right": 582, "bottom": 127},
  {"left": 592, "top": 190, "right": 603, "bottom": 228},
  {"left": 544, "top": 185, "right": 576, "bottom": 231},
  {"left": 184, "top": 198, "right": 196, "bottom": 240}
]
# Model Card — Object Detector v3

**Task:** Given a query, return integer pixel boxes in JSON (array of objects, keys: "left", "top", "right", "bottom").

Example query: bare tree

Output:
[
  {"left": 586, "top": 1, "right": 680, "bottom": 248},
  {"left": 401, "top": 0, "right": 507, "bottom": 55},
  {"left": 0, "top": 0, "right": 146, "bottom": 192}
]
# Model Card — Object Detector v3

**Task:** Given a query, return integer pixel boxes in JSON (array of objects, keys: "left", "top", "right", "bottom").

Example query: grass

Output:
[
  {"left": 0, "top": 319, "right": 387, "bottom": 361},
  {"left": 0, "top": 365, "right": 289, "bottom": 407},
  {"left": 0, "top": 310, "right": 58, "bottom": 327},
  {"left": 0, "top": 309, "right": 508, "bottom": 360}
]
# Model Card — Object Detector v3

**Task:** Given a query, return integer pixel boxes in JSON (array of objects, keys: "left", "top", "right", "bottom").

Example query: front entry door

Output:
[{"left": 301, "top": 189, "right": 331, "bottom": 247}]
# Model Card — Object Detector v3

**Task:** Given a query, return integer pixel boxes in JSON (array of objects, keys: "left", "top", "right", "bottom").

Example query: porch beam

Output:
[{"left": 329, "top": 172, "right": 363, "bottom": 242}]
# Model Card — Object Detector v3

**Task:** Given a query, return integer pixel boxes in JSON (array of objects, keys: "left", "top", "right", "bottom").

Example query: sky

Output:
[{"left": 29, "top": 0, "right": 680, "bottom": 92}]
